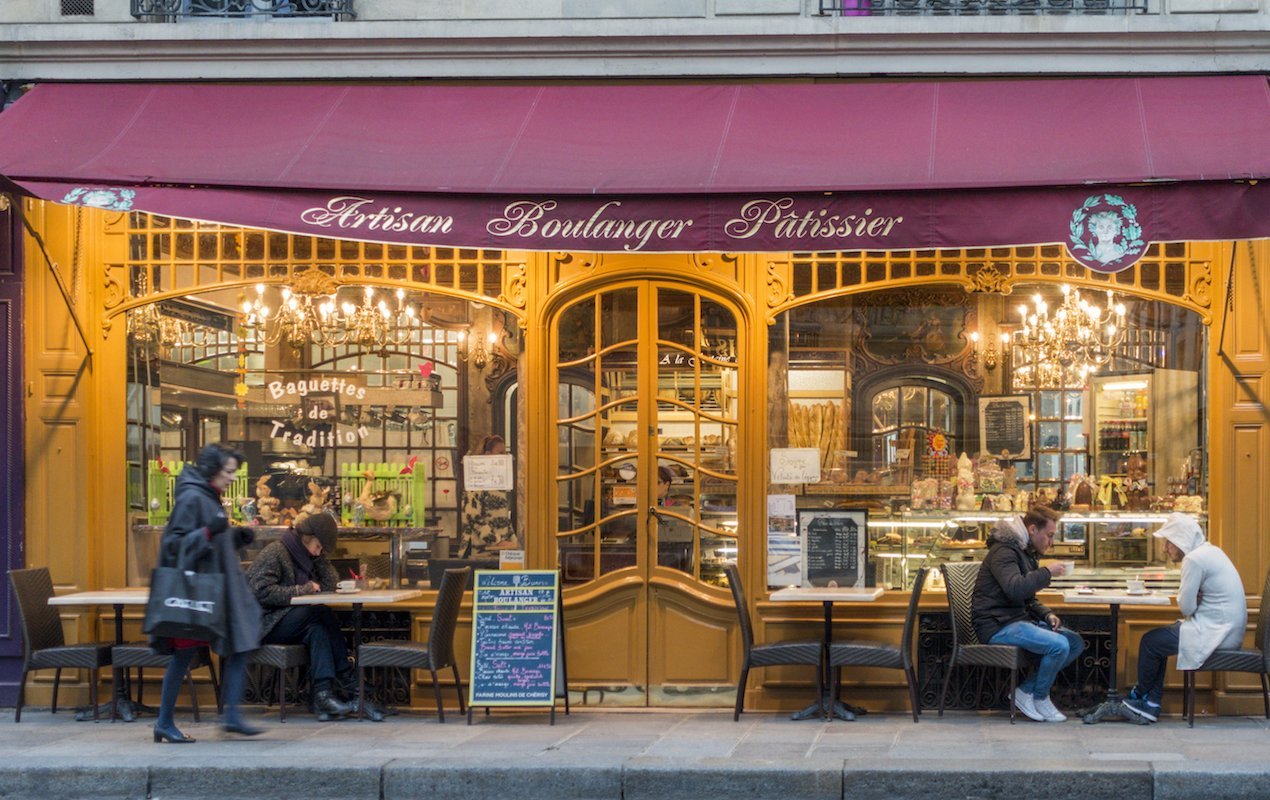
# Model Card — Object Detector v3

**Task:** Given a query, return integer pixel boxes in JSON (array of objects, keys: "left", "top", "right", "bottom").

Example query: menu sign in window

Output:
[
  {"left": 978, "top": 395, "right": 1032, "bottom": 461},
  {"left": 799, "top": 509, "right": 867, "bottom": 588},
  {"left": 463, "top": 453, "right": 514, "bottom": 491},
  {"left": 468, "top": 570, "right": 559, "bottom": 707}
]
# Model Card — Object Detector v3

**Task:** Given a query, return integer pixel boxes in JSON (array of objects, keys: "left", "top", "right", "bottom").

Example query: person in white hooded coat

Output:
[{"left": 1122, "top": 513, "right": 1247, "bottom": 722}]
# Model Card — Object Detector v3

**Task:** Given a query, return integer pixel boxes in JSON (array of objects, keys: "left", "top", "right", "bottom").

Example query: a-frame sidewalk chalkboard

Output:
[{"left": 467, "top": 569, "right": 569, "bottom": 724}]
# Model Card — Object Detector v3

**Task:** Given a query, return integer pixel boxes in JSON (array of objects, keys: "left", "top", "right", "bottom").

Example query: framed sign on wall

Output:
[{"left": 978, "top": 395, "right": 1032, "bottom": 461}]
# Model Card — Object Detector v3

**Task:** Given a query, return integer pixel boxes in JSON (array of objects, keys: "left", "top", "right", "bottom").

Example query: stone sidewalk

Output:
[{"left": 1, "top": 706, "right": 1268, "bottom": 800}]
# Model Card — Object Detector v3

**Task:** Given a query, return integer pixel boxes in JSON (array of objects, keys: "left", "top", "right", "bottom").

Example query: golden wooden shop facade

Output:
[
  {"left": 12, "top": 197, "right": 1270, "bottom": 715},
  {"left": 5, "top": 77, "right": 1270, "bottom": 716}
]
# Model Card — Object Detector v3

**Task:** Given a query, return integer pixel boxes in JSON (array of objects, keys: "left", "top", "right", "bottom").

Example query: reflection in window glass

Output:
[
  {"left": 872, "top": 389, "right": 898, "bottom": 432},
  {"left": 900, "top": 387, "right": 927, "bottom": 427}
]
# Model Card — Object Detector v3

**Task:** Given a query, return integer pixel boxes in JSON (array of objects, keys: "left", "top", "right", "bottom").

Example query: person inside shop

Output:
[
  {"left": 1121, "top": 513, "right": 1247, "bottom": 723},
  {"left": 459, "top": 434, "right": 518, "bottom": 558},
  {"left": 971, "top": 504, "right": 1083, "bottom": 723},
  {"left": 150, "top": 443, "right": 263, "bottom": 743},
  {"left": 654, "top": 464, "right": 695, "bottom": 571},
  {"left": 246, "top": 511, "right": 384, "bottom": 721}
]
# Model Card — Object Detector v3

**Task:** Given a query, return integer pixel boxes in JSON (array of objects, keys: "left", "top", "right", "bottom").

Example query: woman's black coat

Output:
[{"left": 150, "top": 464, "right": 262, "bottom": 657}]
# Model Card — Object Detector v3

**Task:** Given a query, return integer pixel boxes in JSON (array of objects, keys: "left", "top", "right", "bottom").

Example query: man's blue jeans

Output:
[{"left": 988, "top": 620, "right": 1085, "bottom": 700}]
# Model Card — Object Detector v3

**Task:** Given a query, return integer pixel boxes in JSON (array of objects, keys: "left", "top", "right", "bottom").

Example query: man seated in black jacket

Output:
[{"left": 971, "top": 504, "right": 1082, "bottom": 723}]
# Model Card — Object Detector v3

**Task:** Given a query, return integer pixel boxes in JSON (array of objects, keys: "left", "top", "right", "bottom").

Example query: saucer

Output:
[
  {"left": 335, "top": 587, "right": 362, "bottom": 594},
  {"left": 1125, "top": 589, "right": 1150, "bottom": 596}
]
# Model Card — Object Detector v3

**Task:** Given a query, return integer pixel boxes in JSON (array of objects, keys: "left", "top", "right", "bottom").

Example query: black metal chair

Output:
[
  {"left": 938, "top": 561, "right": 1025, "bottom": 723},
  {"left": 1182, "top": 567, "right": 1270, "bottom": 727},
  {"left": 9, "top": 567, "right": 114, "bottom": 722},
  {"left": 357, "top": 567, "right": 469, "bottom": 723},
  {"left": 250, "top": 644, "right": 309, "bottom": 722},
  {"left": 829, "top": 567, "right": 926, "bottom": 722},
  {"left": 109, "top": 644, "right": 220, "bottom": 721},
  {"left": 723, "top": 563, "right": 825, "bottom": 721}
]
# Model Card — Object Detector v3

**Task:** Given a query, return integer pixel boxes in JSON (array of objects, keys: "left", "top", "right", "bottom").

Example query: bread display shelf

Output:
[{"left": 802, "top": 484, "right": 910, "bottom": 496}]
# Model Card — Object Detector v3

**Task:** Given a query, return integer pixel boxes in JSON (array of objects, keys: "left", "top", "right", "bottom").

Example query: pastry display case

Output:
[
  {"left": 129, "top": 523, "right": 434, "bottom": 589},
  {"left": 863, "top": 510, "right": 1201, "bottom": 590}
]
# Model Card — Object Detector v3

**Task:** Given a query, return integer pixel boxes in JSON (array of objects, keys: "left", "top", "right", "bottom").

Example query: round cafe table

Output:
[
  {"left": 1062, "top": 588, "right": 1172, "bottom": 724},
  {"left": 47, "top": 589, "right": 151, "bottom": 722},
  {"left": 767, "top": 585, "right": 885, "bottom": 721}
]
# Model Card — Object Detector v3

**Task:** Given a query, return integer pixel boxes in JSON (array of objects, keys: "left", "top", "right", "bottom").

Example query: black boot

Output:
[
  {"left": 348, "top": 696, "right": 386, "bottom": 722},
  {"left": 312, "top": 687, "right": 353, "bottom": 720}
]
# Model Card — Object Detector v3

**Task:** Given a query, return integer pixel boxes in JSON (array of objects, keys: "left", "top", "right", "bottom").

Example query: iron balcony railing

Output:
[
  {"left": 819, "top": 0, "right": 1146, "bottom": 14},
  {"left": 131, "top": 0, "right": 355, "bottom": 21}
]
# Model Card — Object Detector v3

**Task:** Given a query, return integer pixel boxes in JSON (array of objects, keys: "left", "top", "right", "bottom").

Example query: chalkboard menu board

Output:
[
  {"left": 978, "top": 396, "right": 1031, "bottom": 460},
  {"left": 468, "top": 570, "right": 559, "bottom": 708},
  {"left": 799, "top": 509, "right": 867, "bottom": 588}
]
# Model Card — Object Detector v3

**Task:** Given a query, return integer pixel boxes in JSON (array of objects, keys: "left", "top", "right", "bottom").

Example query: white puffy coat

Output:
[{"left": 1157, "top": 514, "right": 1248, "bottom": 670}]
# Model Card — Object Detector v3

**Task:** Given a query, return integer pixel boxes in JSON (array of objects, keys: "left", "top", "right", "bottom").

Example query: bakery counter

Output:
[{"left": 129, "top": 523, "right": 436, "bottom": 589}]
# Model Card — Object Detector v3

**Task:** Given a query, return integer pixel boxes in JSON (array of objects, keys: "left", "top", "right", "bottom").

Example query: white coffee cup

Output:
[
  {"left": 1126, "top": 579, "right": 1146, "bottom": 594},
  {"left": 1059, "top": 560, "right": 1076, "bottom": 575},
  {"left": 336, "top": 579, "right": 357, "bottom": 592}
]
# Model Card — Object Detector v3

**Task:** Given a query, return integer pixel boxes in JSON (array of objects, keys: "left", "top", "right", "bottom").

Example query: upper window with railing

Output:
[
  {"left": 131, "top": 0, "right": 355, "bottom": 21},
  {"left": 818, "top": 0, "right": 1146, "bottom": 14}
]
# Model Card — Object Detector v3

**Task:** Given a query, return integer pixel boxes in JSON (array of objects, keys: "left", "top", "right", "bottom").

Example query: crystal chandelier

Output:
[
  {"left": 241, "top": 275, "right": 418, "bottom": 352},
  {"left": 127, "top": 303, "right": 191, "bottom": 355},
  {"left": 1009, "top": 285, "right": 1127, "bottom": 388}
]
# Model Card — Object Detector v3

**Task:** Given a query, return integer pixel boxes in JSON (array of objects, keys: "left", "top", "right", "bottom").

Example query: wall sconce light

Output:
[
  {"left": 458, "top": 330, "right": 499, "bottom": 370},
  {"left": 970, "top": 331, "right": 1009, "bottom": 371}
]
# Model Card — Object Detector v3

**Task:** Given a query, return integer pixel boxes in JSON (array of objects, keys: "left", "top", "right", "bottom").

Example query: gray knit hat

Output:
[{"left": 295, "top": 511, "right": 338, "bottom": 553}]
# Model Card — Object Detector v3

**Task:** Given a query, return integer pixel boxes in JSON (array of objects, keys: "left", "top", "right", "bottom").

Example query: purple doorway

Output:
[{"left": 0, "top": 199, "right": 24, "bottom": 705}]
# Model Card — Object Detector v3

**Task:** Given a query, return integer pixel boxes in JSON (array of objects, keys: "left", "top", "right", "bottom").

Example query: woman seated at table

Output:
[{"left": 246, "top": 511, "right": 372, "bottom": 720}]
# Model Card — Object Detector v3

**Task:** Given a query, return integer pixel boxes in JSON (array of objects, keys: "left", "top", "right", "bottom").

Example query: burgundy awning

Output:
[{"left": 2, "top": 78, "right": 1269, "bottom": 269}]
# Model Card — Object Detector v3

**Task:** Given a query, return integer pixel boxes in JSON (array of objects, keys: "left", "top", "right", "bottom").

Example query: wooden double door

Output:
[{"left": 550, "top": 279, "right": 744, "bottom": 706}]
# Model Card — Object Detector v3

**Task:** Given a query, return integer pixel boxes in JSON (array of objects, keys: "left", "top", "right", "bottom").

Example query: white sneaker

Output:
[
  {"left": 1013, "top": 688, "right": 1046, "bottom": 722},
  {"left": 1033, "top": 696, "right": 1068, "bottom": 722}
]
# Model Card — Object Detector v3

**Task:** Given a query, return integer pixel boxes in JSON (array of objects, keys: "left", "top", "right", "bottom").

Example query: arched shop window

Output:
[
  {"left": 766, "top": 277, "right": 1209, "bottom": 590},
  {"left": 867, "top": 381, "right": 960, "bottom": 471},
  {"left": 120, "top": 214, "right": 525, "bottom": 589}
]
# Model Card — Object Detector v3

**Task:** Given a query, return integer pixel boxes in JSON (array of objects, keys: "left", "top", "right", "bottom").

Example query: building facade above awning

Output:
[{"left": 2, "top": 78, "right": 1269, "bottom": 269}]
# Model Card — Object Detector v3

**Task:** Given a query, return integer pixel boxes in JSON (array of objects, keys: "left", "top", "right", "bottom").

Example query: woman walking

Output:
[{"left": 150, "top": 443, "right": 264, "bottom": 743}]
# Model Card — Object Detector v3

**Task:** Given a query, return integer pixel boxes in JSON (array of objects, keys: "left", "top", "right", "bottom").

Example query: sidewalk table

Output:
[
  {"left": 48, "top": 588, "right": 150, "bottom": 722},
  {"left": 291, "top": 588, "right": 422, "bottom": 716},
  {"left": 768, "top": 585, "right": 885, "bottom": 721},
  {"left": 1062, "top": 589, "right": 1172, "bottom": 724}
]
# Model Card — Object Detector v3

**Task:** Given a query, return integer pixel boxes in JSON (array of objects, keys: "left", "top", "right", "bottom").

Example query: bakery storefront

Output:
[{"left": 3, "top": 77, "right": 1269, "bottom": 715}]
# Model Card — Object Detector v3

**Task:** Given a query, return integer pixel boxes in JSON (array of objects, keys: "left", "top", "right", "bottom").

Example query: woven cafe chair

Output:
[
  {"left": 938, "top": 561, "right": 1024, "bottom": 723},
  {"left": 1182, "top": 566, "right": 1270, "bottom": 727},
  {"left": 357, "top": 567, "right": 469, "bottom": 723},
  {"left": 9, "top": 567, "right": 113, "bottom": 722},
  {"left": 110, "top": 643, "right": 220, "bottom": 721},
  {"left": 250, "top": 644, "right": 309, "bottom": 722},
  {"left": 723, "top": 563, "right": 825, "bottom": 721},
  {"left": 828, "top": 567, "right": 926, "bottom": 722}
]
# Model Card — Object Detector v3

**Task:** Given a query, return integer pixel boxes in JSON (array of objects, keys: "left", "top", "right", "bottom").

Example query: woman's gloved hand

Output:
[{"left": 232, "top": 526, "right": 256, "bottom": 548}]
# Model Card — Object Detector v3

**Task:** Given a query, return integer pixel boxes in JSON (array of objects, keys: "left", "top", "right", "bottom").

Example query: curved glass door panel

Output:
[
  {"left": 556, "top": 287, "right": 642, "bottom": 581},
  {"left": 654, "top": 288, "right": 739, "bottom": 586}
]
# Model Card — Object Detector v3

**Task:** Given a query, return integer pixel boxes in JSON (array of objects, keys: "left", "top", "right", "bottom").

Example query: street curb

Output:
[
  {"left": 0, "top": 765, "right": 147, "bottom": 800},
  {"left": 383, "top": 760, "right": 622, "bottom": 800},
  {"left": 622, "top": 756, "right": 843, "bottom": 800},
  {"left": 1153, "top": 761, "right": 1270, "bottom": 800},
  {"left": 842, "top": 759, "right": 1155, "bottom": 800},
  {"left": 149, "top": 764, "right": 382, "bottom": 799},
  {"left": 5, "top": 754, "right": 1270, "bottom": 800}
]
